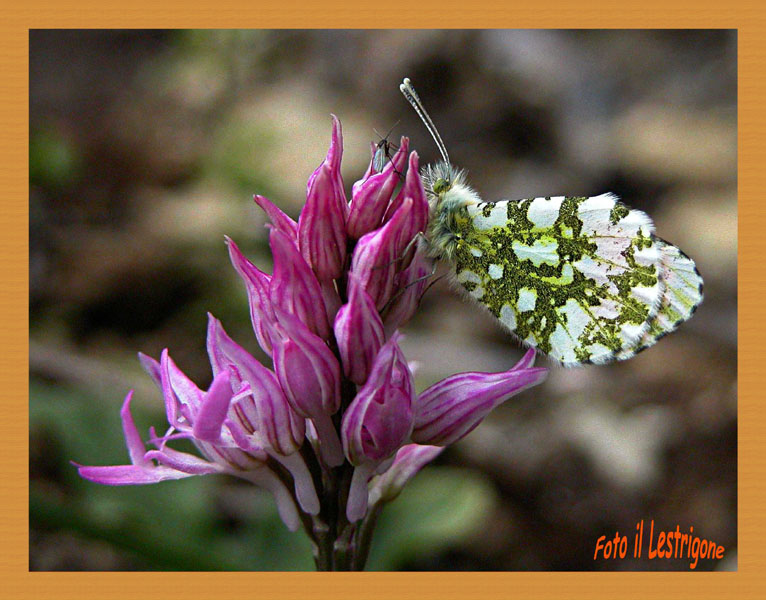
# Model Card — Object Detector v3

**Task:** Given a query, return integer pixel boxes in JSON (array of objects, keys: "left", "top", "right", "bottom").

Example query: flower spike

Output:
[{"left": 77, "top": 115, "right": 550, "bottom": 567}]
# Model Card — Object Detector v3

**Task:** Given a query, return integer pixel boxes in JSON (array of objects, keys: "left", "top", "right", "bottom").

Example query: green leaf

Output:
[{"left": 364, "top": 466, "right": 497, "bottom": 571}]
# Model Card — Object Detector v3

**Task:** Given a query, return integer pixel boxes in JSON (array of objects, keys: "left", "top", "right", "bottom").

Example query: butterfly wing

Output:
[
  {"left": 616, "top": 238, "right": 704, "bottom": 359},
  {"left": 449, "top": 193, "right": 666, "bottom": 365}
]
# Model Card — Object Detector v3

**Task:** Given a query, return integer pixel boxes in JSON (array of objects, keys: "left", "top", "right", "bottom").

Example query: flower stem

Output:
[
  {"left": 304, "top": 367, "right": 373, "bottom": 571},
  {"left": 352, "top": 502, "right": 382, "bottom": 571}
]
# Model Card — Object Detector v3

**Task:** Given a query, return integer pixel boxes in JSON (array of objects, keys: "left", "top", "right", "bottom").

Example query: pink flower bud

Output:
[
  {"left": 299, "top": 115, "right": 348, "bottom": 280},
  {"left": 341, "top": 333, "right": 415, "bottom": 520},
  {"left": 271, "top": 307, "right": 343, "bottom": 466},
  {"left": 347, "top": 137, "right": 409, "bottom": 239},
  {"left": 334, "top": 275, "right": 386, "bottom": 385},
  {"left": 271, "top": 307, "right": 341, "bottom": 418},
  {"left": 388, "top": 153, "right": 430, "bottom": 272},
  {"left": 383, "top": 152, "right": 430, "bottom": 251},
  {"left": 383, "top": 242, "right": 433, "bottom": 336},
  {"left": 226, "top": 236, "right": 277, "bottom": 355},
  {"left": 269, "top": 227, "right": 332, "bottom": 340},
  {"left": 342, "top": 333, "right": 414, "bottom": 465},
  {"left": 350, "top": 197, "right": 413, "bottom": 311},
  {"left": 254, "top": 194, "right": 298, "bottom": 239}
]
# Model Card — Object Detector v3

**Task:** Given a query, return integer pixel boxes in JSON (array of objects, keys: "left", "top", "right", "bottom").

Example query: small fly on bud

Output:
[{"left": 372, "top": 121, "right": 401, "bottom": 173}]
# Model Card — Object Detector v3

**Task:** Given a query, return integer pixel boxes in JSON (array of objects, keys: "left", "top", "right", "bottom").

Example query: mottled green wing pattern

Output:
[{"left": 449, "top": 194, "right": 667, "bottom": 365}]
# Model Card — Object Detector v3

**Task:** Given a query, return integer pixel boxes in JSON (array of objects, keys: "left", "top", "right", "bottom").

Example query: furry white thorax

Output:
[{"left": 421, "top": 161, "right": 482, "bottom": 260}]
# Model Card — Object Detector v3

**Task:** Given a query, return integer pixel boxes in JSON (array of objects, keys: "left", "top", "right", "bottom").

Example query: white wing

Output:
[{"left": 446, "top": 193, "right": 667, "bottom": 365}]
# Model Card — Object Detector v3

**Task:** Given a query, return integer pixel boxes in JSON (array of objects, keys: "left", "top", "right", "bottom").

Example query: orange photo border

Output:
[{"left": 6, "top": 3, "right": 760, "bottom": 598}]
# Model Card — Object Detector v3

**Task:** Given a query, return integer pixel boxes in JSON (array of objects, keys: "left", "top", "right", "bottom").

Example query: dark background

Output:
[{"left": 29, "top": 29, "right": 737, "bottom": 571}]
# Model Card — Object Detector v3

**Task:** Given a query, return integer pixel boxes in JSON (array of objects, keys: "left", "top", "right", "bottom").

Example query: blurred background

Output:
[{"left": 29, "top": 30, "right": 736, "bottom": 571}]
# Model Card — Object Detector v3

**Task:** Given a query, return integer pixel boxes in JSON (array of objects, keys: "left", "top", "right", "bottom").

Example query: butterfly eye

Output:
[{"left": 433, "top": 178, "right": 450, "bottom": 195}]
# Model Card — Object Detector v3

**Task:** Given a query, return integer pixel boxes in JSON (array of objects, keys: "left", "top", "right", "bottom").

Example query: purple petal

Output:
[
  {"left": 159, "top": 350, "right": 185, "bottom": 430},
  {"left": 412, "top": 357, "right": 549, "bottom": 447},
  {"left": 369, "top": 443, "right": 444, "bottom": 505},
  {"left": 226, "top": 236, "right": 277, "bottom": 355},
  {"left": 119, "top": 391, "right": 150, "bottom": 467},
  {"left": 160, "top": 349, "right": 206, "bottom": 431},
  {"left": 137, "top": 352, "right": 161, "bottom": 390},
  {"left": 226, "top": 417, "right": 269, "bottom": 460},
  {"left": 144, "top": 446, "right": 224, "bottom": 476},
  {"left": 334, "top": 275, "right": 386, "bottom": 385},
  {"left": 347, "top": 137, "right": 410, "bottom": 239},
  {"left": 254, "top": 194, "right": 298, "bottom": 239},
  {"left": 206, "top": 313, "right": 235, "bottom": 379},
  {"left": 346, "top": 462, "right": 376, "bottom": 522},
  {"left": 77, "top": 464, "right": 195, "bottom": 486},
  {"left": 147, "top": 425, "right": 179, "bottom": 450},
  {"left": 192, "top": 370, "right": 234, "bottom": 443},
  {"left": 269, "top": 227, "right": 332, "bottom": 340},
  {"left": 351, "top": 142, "right": 378, "bottom": 197},
  {"left": 270, "top": 451, "right": 320, "bottom": 515},
  {"left": 309, "top": 411, "right": 344, "bottom": 468},
  {"left": 207, "top": 314, "right": 305, "bottom": 455},
  {"left": 388, "top": 152, "right": 430, "bottom": 266},
  {"left": 307, "top": 114, "right": 343, "bottom": 193}
]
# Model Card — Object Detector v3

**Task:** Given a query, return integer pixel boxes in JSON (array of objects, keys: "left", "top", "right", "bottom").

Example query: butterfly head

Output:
[
  {"left": 422, "top": 160, "right": 480, "bottom": 213},
  {"left": 422, "top": 161, "right": 454, "bottom": 199},
  {"left": 419, "top": 160, "right": 482, "bottom": 261}
]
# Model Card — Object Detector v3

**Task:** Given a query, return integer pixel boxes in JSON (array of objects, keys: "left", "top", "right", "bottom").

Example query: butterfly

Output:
[{"left": 400, "top": 78, "right": 703, "bottom": 366}]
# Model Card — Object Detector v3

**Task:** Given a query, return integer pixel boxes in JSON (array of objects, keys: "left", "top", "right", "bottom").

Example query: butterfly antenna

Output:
[
  {"left": 400, "top": 78, "right": 450, "bottom": 165},
  {"left": 374, "top": 119, "right": 401, "bottom": 140}
]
